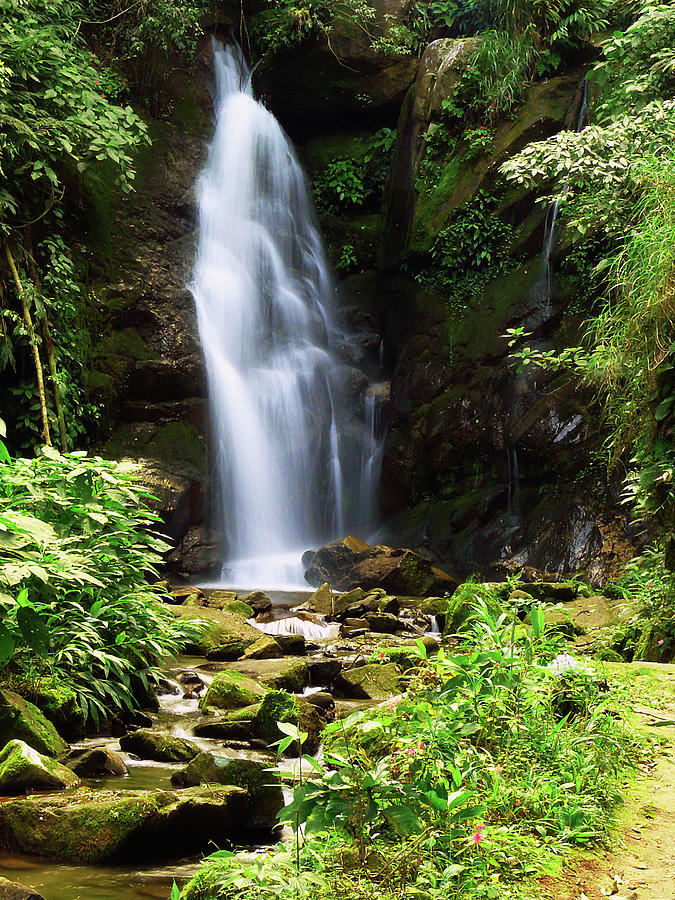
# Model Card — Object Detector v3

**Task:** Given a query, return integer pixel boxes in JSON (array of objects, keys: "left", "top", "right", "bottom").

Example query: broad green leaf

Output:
[
  {"left": 17, "top": 607, "right": 51, "bottom": 656},
  {"left": 0, "top": 623, "right": 15, "bottom": 668}
]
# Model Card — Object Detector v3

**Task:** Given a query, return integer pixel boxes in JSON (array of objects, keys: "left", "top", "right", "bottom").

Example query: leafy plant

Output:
[{"left": 0, "top": 445, "right": 199, "bottom": 723}]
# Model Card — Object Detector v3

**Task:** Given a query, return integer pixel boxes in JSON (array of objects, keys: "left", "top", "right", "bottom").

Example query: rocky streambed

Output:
[{"left": 0, "top": 545, "right": 627, "bottom": 900}]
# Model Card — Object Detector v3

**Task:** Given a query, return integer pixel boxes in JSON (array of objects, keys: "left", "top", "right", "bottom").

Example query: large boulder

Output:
[
  {"left": 118, "top": 730, "right": 199, "bottom": 763},
  {"left": 305, "top": 537, "right": 457, "bottom": 595},
  {"left": 0, "top": 785, "right": 247, "bottom": 862},
  {"left": 334, "top": 663, "right": 401, "bottom": 699},
  {"left": 0, "top": 878, "right": 47, "bottom": 900},
  {"left": 171, "top": 753, "right": 283, "bottom": 830},
  {"left": 199, "top": 671, "right": 268, "bottom": 711},
  {"left": 15, "top": 683, "right": 85, "bottom": 742},
  {"left": 172, "top": 606, "right": 266, "bottom": 660},
  {"left": 0, "top": 691, "right": 67, "bottom": 758},
  {"left": 61, "top": 747, "right": 128, "bottom": 778},
  {"left": 0, "top": 740, "right": 80, "bottom": 795}
]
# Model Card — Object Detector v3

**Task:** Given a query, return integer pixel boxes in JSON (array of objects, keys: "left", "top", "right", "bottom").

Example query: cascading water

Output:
[{"left": 191, "top": 43, "right": 383, "bottom": 588}]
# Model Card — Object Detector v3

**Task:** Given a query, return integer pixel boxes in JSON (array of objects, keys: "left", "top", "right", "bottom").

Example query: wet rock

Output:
[
  {"left": 307, "top": 659, "right": 342, "bottom": 685},
  {"left": 242, "top": 590, "right": 273, "bottom": 616},
  {"left": 179, "top": 672, "right": 206, "bottom": 690},
  {"left": 0, "top": 877, "right": 47, "bottom": 900},
  {"left": 194, "top": 704, "right": 260, "bottom": 742},
  {"left": 259, "top": 660, "right": 309, "bottom": 694},
  {"left": 61, "top": 747, "right": 128, "bottom": 778},
  {"left": 255, "top": 691, "right": 324, "bottom": 755},
  {"left": 120, "top": 709, "right": 154, "bottom": 730},
  {"left": 304, "top": 692, "right": 336, "bottom": 714},
  {"left": 240, "top": 634, "right": 283, "bottom": 660},
  {"left": 305, "top": 537, "right": 458, "bottom": 596},
  {"left": 167, "top": 586, "right": 204, "bottom": 605},
  {"left": 302, "top": 582, "right": 334, "bottom": 614},
  {"left": 364, "top": 612, "right": 401, "bottom": 634},
  {"left": 334, "top": 590, "right": 400, "bottom": 618},
  {"left": 172, "top": 606, "right": 265, "bottom": 660},
  {"left": 274, "top": 633, "right": 306, "bottom": 655},
  {"left": 520, "top": 581, "right": 579, "bottom": 603},
  {"left": 0, "top": 740, "right": 79, "bottom": 795},
  {"left": 17, "top": 684, "right": 86, "bottom": 743},
  {"left": 119, "top": 730, "right": 199, "bottom": 763},
  {"left": 0, "top": 785, "right": 247, "bottom": 862},
  {"left": 0, "top": 690, "right": 67, "bottom": 758},
  {"left": 199, "top": 671, "right": 268, "bottom": 711},
  {"left": 170, "top": 753, "right": 283, "bottom": 829},
  {"left": 334, "top": 663, "right": 401, "bottom": 700}
]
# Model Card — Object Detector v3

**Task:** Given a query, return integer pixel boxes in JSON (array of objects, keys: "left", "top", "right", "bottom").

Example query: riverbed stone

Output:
[
  {"left": 364, "top": 612, "right": 401, "bottom": 633},
  {"left": 259, "top": 659, "right": 309, "bottom": 693},
  {"left": 240, "top": 634, "right": 283, "bottom": 660},
  {"left": 119, "top": 730, "right": 199, "bottom": 763},
  {"left": 242, "top": 590, "right": 273, "bottom": 615},
  {"left": 255, "top": 690, "right": 324, "bottom": 755},
  {"left": 521, "top": 581, "right": 579, "bottom": 602},
  {"left": 0, "top": 878, "right": 47, "bottom": 900},
  {"left": 61, "top": 747, "right": 128, "bottom": 778},
  {"left": 15, "top": 683, "right": 86, "bottom": 742},
  {"left": 199, "top": 670, "right": 268, "bottom": 711},
  {"left": 303, "top": 582, "right": 334, "bottom": 614},
  {"left": 172, "top": 605, "right": 264, "bottom": 660},
  {"left": 334, "top": 663, "right": 401, "bottom": 700},
  {"left": 0, "top": 690, "right": 67, "bottom": 758},
  {"left": 0, "top": 740, "right": 80, "bottom": 795},
  {"left": 274, "top": 633, "right": 306, "bottom": 655},
  {"left": 171, "top": 753, "right": 283, "bottom": 829},
  {"left": 0, "top": 785, "right": 248, "bottom": 862},
  {"left": 194, "top": 704, "right": 261, "bottom": 741}
]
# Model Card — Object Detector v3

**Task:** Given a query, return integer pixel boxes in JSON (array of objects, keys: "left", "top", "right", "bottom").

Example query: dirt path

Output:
[{"left": 542, "top": 669, "right": 675, "bottom": 900}]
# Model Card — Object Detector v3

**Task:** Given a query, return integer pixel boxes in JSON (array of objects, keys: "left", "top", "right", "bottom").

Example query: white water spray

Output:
[{"left": 191, "top": 44, "right": 382, "bottom": 588}]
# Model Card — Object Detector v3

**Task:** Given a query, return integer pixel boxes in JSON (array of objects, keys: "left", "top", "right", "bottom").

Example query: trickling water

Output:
[{"left": 191, "top": 43, "right": 381, "bottom": 588}]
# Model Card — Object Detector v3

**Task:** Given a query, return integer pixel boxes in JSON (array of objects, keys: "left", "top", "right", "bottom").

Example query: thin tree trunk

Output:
[
  {"left": 40, "top": 316, "right": 68, "bottom": 451},
  {"left": 4, "top": 243, "right": 52, "bottom": 446}
]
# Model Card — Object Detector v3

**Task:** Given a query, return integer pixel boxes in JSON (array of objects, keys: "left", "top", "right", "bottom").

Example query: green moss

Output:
[
  {"left": 255, "top": 691, "right": 323, "bottom": 755},
  {"left": 260, "top": 660, "right": 308, "bottom": 693},
  {"left": 17, "top": 682, "right": 85, "bottom": 742},
  {"left": 338, "top": 663, "right": 401, "bottom": 700},
  {"left": 444, "top": 583, "right": 504, "bottom": 635},
  {"left": 199, "top": 671, "right": 267, "bottom": 712},
  {"left": 0, "top": 690, "right": 68, "bottom": 758},
  {"left": 224, "top": 600, "right": 254, "bottom": 618},
  {"left": 0, "top": 740, "right": 79, "bottom": 794},
  {"left": 118, "top": 730, "right": 199, "bottom": 763}
]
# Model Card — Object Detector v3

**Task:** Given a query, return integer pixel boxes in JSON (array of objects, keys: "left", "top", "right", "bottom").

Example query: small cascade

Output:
[
  {"left": 506, "top": 446, "right": 521, "bottom": 525},
  {"left": 356, "top": 382, "right": 388, "bottom": 539},
  {"left": 191, "top": 42, "right": 384, "bottom": 589}
]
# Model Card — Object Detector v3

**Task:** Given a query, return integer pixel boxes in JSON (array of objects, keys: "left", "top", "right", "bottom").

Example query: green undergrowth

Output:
[{"left": 182, "top": 602, "right": 645, "bottom": 900}]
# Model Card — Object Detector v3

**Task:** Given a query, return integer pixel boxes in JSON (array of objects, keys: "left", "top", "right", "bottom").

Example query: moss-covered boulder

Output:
[
  {"left": 259, "top": 660, "right": 309, "bottom": 693},
  {"left": 240, "top": 634, "right": 283, "bottom": 660},
  {"left": 171, "top": 753, "right": 283, "bottom": 829},
  {"left": 199, "top": 671, "right": 268, "bottom": 711},
  {"left": 61, "top": 747, "right": 128, "bottom": 778},
  {"left": 194, "top": 704, "right": 261, "bottom": 741},
  {"left": 14, "top": 683, "right": 85, "bottom": 742},
  {"left": 118, "top": 730, "right": 199, "bottom": 763},
  {"left": 334, "top": 663, "right": 401, "bottom": 700},
  {"left": 0, "top": 877, "right": 47, "bottom": 900},
  {"left": 0, "top": 741, "right": 79, "bottom": 795},
  {"left": 172, "top": 606, "right": 264, "bottom": 660},
  {"left": 0, "top": 785, "right": 247, "bottom": 862},
  {"left": 0, "top": 690, "right": 67, "bottom": 758},
  {"left": 255, "top": 691, "right": 323, "bottom": 755}
]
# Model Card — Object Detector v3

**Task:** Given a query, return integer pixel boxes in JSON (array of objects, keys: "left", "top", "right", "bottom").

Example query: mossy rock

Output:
[
  {"left": 368, "top": 646, "right": 422, "bottom": 671},
  {"left": 224, "top": 600, "right": 254, "bottom": 618},
  {"left": 61, "top": 747, "right": 128, "bottom": 778},
  {"left": 541, "top": 608, "right": 587, "bottom": 638},
  {"left": 171, "top": 753, "right": 283, "bottom": 830},
  {"left": 199, "top": 671, "right": 268, "bottom": 712},
  {"left": 0, "top": 690, "right": 68, "bottom": 758},
  {"left": 0, "top": 785, "right": 247, "bottom": 862},
  {"left": 12, "top": 683, "right": 86, "bottom": 742},
  {"left": 193, "top": 703, "right": 261, "bottom": 741},
  {"left": 396, "top": 596, "right": 449, "bottom": 616},
  {"left": 172, "top": 606, "right": 264, "bottom": 660},
  {"left": 0, "top": 877, "right": 47, "bottom": 899},
  {"left": 335, "top": 663, "right": 401, "bottom": 700},
  {"left": 118, "top": 730, "right": 199, "bottom": 763},
  {"left": 634, "top": 623, "right": 673, "bottom": 663},
  {"left": 443, "top": 584, "right": 504, "bottom": 635},
  {"left": 240, "top": 634, "right": 283, "bottom": 660},
  {"left": 594, "top": 648, "right": 625, "bottom": 663},
  {"left": 255, "top": 691, "right": 323, "bottom": 755},
  {"left": 260, "top": 660, "right": 309, "bottom": 693},
  {"left": 0, "top": 740, "right": 79, "bottom": 795}
]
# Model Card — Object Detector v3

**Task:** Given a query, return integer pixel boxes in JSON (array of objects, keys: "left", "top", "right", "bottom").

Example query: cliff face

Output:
[{"left": 91, "top": 23, "right": 637, "bottom": 583}]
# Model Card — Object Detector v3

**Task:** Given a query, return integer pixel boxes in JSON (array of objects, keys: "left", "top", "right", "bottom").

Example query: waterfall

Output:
[{"left": 190, "top": 43, "right": 381, "bottom": 588}]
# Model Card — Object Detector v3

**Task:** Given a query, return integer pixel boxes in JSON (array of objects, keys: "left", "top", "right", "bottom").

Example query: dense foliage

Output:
[
  {"left": 183, "top": 603, "right": 640, "bottom": 900},
  {"left": 0, "top": 429, "right": 196, "bottom": 724}
]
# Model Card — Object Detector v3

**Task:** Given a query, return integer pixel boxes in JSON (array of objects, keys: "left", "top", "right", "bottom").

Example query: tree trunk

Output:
[{"left": 4, "top": 243, "right": 52, "bottom": 446}]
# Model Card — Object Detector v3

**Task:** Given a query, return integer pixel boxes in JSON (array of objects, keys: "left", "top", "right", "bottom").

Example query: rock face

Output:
[
  {"left": 0, "top": 741, "right": 80, "bottom": 795},
  {"left": 0, "top": 878, "right": 47, "bottom": 900},
  {"left": 0, "top": 691, "right": 68, "bottom": 758},
  {"left": 118, "top": 730, "right": 199, "bottom": 763},
  {"left": 305, "top": 537, "right": 458, "bottom": 595},
  {"left": 0, "top": 785, "right": 248, "bottom": 862},
  {"left": 171, "top": 754, "right": 283, "bottom": 830},
  {"left": 335, "top": 663, "right": 401, "bottom": 699}
]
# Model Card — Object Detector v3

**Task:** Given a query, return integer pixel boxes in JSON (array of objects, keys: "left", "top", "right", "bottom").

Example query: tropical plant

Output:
[{"left": 0, "top": 444, "right": 198, "bottom": 723}]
